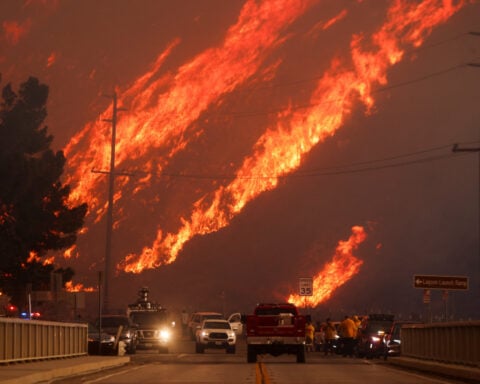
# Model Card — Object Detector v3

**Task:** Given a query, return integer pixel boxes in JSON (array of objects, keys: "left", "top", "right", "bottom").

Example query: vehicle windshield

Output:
[
  {"left": 204, "top": 321, "right": 230, "bottom": 329},
  {"left": 365, "top": 321, "right": 393, "bottom": 334},
  {"left": 130, "top": 312, "right": 167, "bottom": 326},
  {"left": 100, "top": 317, "right": 129, "bottom": 327},
  {"left": 88, "top": 323, "right": 101, "bottom": 333}
]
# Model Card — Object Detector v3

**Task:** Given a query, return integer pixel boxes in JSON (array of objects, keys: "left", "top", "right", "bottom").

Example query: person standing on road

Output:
[
  {"left": 324, "top": 318, "right": 337, "bottom": 356},
  {"left": 338, "top": 315, "right": 356, "bottom": 357},
  {"left": 305, "top": 320, "right": 315, "bottom": 352}
]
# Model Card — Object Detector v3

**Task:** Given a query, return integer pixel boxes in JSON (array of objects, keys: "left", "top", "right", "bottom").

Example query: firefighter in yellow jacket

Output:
[
  {"left": 305, "top": 320, "right": 315, "bottom": 352},
  {"left": 338, "top": 315, "right": 356, "bottom": 356}
]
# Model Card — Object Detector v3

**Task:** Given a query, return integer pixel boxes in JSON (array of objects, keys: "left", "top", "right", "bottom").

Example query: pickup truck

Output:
[{"left": 245, "top": 303, "right": 307, "bottom": 363}]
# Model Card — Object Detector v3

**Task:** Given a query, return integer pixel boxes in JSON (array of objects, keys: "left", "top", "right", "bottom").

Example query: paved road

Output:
[{"left": 47, "top": 336, "right": 475, "bottom": 384}]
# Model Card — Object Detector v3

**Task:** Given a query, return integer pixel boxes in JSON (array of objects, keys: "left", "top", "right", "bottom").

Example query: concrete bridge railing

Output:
[
  {"left": 401, "top": 321, "right": 480, "bottom": 367},
  {"left": 0, "top": 317, "right": 87, "bottom": 363}
]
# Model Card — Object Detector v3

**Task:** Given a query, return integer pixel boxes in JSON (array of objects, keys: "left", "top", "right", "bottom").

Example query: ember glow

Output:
[
  {"left": 2, "top": 19, "right": 31, "bottom": 45},
  {"left": 287, "top": 226, "right": 366, "bottom": 307}
]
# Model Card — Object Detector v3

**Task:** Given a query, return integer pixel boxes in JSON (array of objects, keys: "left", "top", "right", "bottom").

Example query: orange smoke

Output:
[
  {"left": 287, "top": 226, "right": 366, "bottom": 307},
  {"left": 120, "top": 0, "right": 464, "bottom": 273}
]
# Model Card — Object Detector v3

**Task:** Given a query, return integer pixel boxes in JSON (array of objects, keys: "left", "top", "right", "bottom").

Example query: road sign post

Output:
[
  {"left": 414, "top": 275, "right": 468, "bottom": 322},
  {"left": 413, "top": 275, "right": 468, "bottom": 290},
  {"left": 299, "top": 277, "right": 313, "bottom": 311},
  {"left": 299, "top": 277, "right": 313, "bottom": 296}
]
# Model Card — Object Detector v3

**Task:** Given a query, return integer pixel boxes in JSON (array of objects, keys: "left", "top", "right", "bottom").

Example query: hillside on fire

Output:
[{"left": 0, "top": 0, "right": 478, "bottom": 319}]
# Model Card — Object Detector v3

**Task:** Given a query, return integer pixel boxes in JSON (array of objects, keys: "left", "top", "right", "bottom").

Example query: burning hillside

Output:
[{"left": 2, "top": 0, "right": 478, "bottom": 315}]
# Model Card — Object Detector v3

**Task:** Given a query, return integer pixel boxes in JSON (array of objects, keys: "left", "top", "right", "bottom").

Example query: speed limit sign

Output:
[{"left": 299, "top": 277, "right": 313, "bottom": 296}]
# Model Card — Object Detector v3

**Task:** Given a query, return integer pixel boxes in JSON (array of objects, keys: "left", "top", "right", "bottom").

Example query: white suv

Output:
[
  {"left": 188, "top": 311, "right": 223, "bottom": 340},
  {"left": 195, "top": 319, "right": 236, "bottom": 354}
]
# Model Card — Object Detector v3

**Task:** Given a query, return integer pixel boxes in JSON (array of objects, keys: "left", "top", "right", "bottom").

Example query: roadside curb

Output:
[
  {"left": 388, "top": 357, "right": 480, "bottom": 382},
  {"left": 0, "top": 356, "right": 130, "bottom": 384}
]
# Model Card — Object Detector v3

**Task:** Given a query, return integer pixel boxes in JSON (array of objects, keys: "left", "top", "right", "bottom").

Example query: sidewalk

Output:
[
  {"left": 388, "top": 357, "right": 480, "bottom": 383},
  {"left": 0, "top": 355, "right": 130, "bottom": 384}
]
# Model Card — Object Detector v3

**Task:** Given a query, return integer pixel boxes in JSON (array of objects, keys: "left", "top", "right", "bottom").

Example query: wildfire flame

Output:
[
  {"left": 58, "top": 1, "right": 466, "bottom": 278},
  {"left": 64, "top": 281, "right": 96, "bottom": 293},
  {"left": 64, "top": 0, "right": 313, "bottom": 212},
  {"left": 287, "top": 225, "right": 366, "bottom": 307},
  {"left": 119, "top": 0, "right": 464, "bottom": 273},
  {"left": 26, "top": 251, "right": 54, "bottom": 266}
]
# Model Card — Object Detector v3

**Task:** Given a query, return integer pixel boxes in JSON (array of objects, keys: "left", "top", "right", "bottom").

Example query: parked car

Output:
[
  {"left": 385, "top": 320, "right": 423, "bottom": 356},
  {"left": 96, "top": 315, "right": 138, "bottom": 354},
  {"left": 195, "top": 319, "right": 236, "bottom": 353},
  {"left": 87, "top": 323, "right": 116, "bottom": 355},
  {"left": 354, "top": 314, "right": 394, "bottom": 359},
  {"left": 188, "top": 311, "right": 224, "bottom": 340}
]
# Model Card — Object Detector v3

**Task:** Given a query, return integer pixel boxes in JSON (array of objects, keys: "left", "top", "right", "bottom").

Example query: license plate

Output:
[{"left": 215, "top": 341, "right": 223, "bottom": 345}]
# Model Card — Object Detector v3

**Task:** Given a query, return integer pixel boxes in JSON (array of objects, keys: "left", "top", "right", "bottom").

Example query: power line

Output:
[
  {"left": 127, "top": 141, "right": 479, "bottom": 181},
  {"left": 209, "top": 28, "right": 480, "bottom": 119},
  {"left": 213, "top": 63, "right": 473, "bottom": 119}
]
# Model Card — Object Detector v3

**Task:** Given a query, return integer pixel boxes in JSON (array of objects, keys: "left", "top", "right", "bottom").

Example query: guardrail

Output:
[
  {"left": 0, "top": 317, "right": 87, "bottom": 363},
  {"left": 401, "top": 321, "right": 480, "bottom": 367}
]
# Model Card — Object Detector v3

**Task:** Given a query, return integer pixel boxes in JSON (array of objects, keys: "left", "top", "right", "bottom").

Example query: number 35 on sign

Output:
[{"left": 299, "top": 277, "right": 313, "bottom": 296}]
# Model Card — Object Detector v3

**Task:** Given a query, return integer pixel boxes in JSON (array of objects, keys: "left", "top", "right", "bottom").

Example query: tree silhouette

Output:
[{"left": 0, "top": 77, "right": 87, "bottom": 308}]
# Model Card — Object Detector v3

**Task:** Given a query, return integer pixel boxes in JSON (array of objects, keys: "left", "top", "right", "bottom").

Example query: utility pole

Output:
[
  {"left": 103, "top": 92, "right": 118, "bottom": 313},
  {"left": 92, "top": 93, "right": 130, "bottom": 313}
]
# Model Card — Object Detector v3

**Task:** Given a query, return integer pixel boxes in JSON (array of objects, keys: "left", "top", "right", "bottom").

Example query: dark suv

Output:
[
  {"left": 96, "top": 315, "right": 138, "bottom": 354},
  {"left": 355, "top": 314, "right": 394, "bottom": 359},
  {"left": 385, "top": 320, "right": 422, "bottom": 356},
  {"left": 128, "top": 309, "right": 173, "bottom": 353}
]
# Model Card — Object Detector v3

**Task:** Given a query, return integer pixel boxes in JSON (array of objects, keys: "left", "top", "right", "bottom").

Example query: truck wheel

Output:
[
  {"left": 226, "top": 345, "right": 236, "bottom": 354},
  {"left": 158, "top": 347, "right": 169, "bottom": 354},
  {"left": 195, "top": 343, "right": 204, "bottom": 353},
  {"left": 296, "top": 345, "right": 306, "bottom": 363},
  {"left": 247, "top": 345, "right": 256, "bottom": 363}
]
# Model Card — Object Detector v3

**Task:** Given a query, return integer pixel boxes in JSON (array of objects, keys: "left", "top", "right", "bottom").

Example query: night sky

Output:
[{"left": 1, "top": 0, "right": 479, "bottom": 320}]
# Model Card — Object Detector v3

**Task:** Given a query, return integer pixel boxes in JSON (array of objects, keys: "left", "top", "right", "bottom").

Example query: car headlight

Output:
[
  {"left": 200, "top": 331, "right": 209, "bottom": 337},
  {"left": 371, "top": 336, "right": 381, "bottom": 343},
  {"left": 159, "top": 329, "right": 171, "bottom": 341}
]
